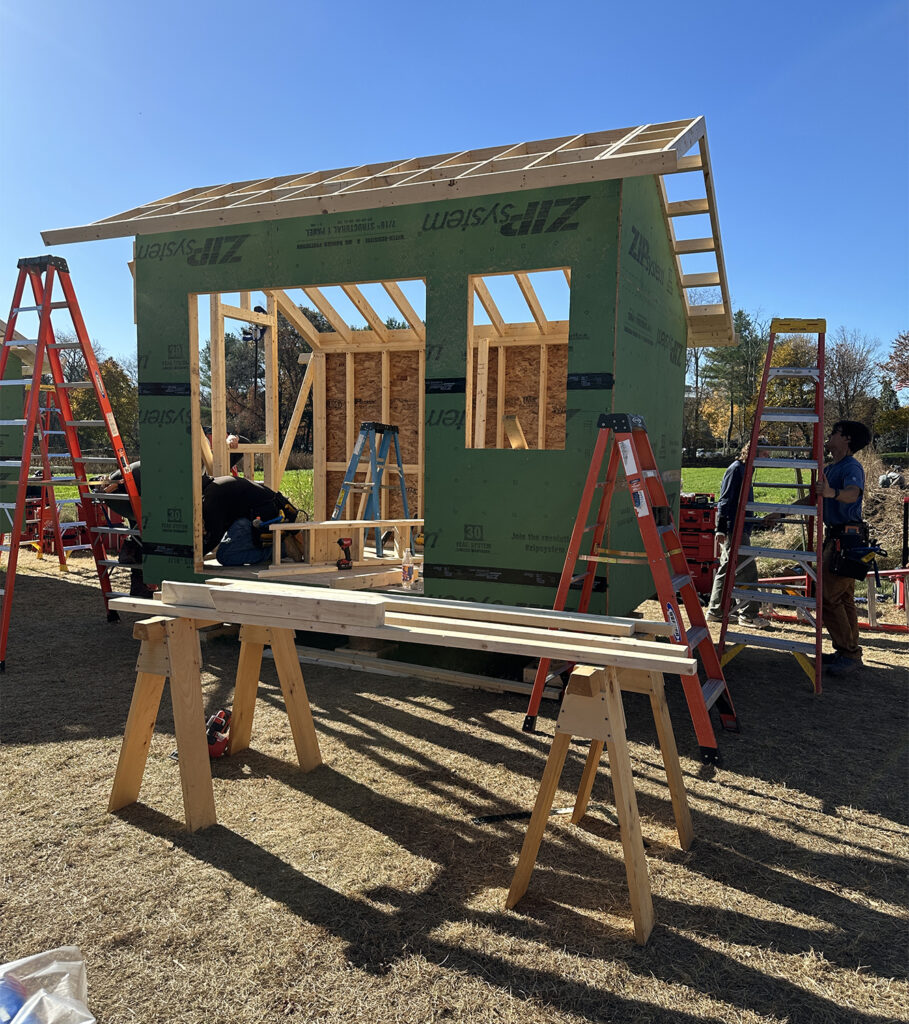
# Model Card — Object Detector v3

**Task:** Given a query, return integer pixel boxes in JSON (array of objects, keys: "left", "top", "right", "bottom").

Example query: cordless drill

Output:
[{"left": 336, "top": 536, "right": 353, "bottom": 570}]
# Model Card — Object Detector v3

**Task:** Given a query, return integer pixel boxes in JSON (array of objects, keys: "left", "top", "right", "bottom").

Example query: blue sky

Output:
[{"left": 1, "top": 0, "right": 906, "bottom": 368}]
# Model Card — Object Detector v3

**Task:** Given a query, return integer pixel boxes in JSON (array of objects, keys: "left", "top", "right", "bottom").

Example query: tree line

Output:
[{"left": 685, "top": 316, "right": 908, "bottom": 457}]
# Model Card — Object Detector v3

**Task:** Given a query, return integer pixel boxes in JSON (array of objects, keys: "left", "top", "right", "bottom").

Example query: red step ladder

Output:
[
  {"left": 523, "top": 412, "right": 737, "bottom": 765},
  {"left": 0, "top": 256, "right": 142, "bottom": 670}
]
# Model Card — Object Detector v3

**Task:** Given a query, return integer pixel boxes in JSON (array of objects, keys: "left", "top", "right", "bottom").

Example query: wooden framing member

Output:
[
  {"left": 467, "top": 269, "right": 569, "bottom": 450},
  {"left": 506, "top": 663, "right": 692, "bottom": 944}
]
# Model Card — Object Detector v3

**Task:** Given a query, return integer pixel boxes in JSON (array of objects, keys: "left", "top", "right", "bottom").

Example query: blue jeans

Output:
[{"left": 216, "top": 517, "right": 270, "bottom": 566}]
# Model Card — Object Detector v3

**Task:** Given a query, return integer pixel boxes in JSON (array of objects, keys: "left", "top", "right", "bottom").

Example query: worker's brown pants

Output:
[{"left": 822, "top": 543, "right": 863, "bottom": 661}]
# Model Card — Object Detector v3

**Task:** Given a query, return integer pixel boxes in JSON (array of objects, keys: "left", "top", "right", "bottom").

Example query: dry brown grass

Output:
[{"left": 1, "top": 552, "right": 907, "bottom": 1023}]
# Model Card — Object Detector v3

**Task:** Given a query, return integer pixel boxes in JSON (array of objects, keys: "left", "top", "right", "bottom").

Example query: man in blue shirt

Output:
[{"left": 817, "top": 420, "right": 871, "bottom": 676}]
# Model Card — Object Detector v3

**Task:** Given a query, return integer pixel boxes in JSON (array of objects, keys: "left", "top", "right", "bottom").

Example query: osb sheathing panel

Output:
[
  {"left": 325, "top": 349, "right": 420, "bottom": 520},
  {"left": 471, "top": 343, "right": 567, "bottom": 450}
]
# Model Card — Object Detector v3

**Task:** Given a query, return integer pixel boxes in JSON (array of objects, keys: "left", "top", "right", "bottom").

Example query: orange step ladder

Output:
[
  {"left": 523, "top": 412, "right": 738, "bottom": 764},
  {"left": 0, "top": 256, "right": 142, "bottom": 670}
]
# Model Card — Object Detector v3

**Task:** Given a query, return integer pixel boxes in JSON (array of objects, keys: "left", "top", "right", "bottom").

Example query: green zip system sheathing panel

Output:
[{"left": 133, "top": 177, "right": 684, "bottom": 614}]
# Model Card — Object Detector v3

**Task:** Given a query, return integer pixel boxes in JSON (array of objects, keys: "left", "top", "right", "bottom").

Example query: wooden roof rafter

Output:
[{"left": 43, "top": 117, "right": 726, "bottom": 261}]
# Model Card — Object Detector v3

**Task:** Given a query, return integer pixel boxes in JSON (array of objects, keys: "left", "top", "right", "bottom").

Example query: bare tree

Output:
[{"left": 825, "top": 327, "right": 881, "bottom": 426}]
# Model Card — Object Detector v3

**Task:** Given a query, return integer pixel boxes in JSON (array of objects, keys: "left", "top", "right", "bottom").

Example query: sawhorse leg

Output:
[
  {"left": 229, "top": 624, "right": 322, "bottom": 772},
  {"left": 597, "top": 667, "right": 693, "bottom": 851},
  {"left": 507, "top": 665, "right": 655, "bottom": 945},
  {"left": 108, "top": 615, "right": 216, "bottom": 832}
]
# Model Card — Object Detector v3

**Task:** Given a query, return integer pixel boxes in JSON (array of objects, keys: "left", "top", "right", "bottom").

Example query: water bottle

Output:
[{"left": 401, "top": 549, "right": 414, "bottom": 589}]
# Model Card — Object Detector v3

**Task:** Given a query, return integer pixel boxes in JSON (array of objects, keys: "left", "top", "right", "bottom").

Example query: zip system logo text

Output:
[{"left": 421, "top": 196, "right": 589, "bottom": 236}]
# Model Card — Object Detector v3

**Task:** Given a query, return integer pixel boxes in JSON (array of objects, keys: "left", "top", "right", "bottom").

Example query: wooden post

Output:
[
  {"left": 108, "top": 617, "right": 170, "bottom": 812},
  {"left": 505, "top": 731, "right": 571, "bottom": 909},
  {"left": 227, "top": 624, "right": 268, "bottom": 755},
  {"left": 602, "top": 666, "right": 654, "bottom": 944},
  {"left": 165, "top": 617, "right": 217, "bottom": 832},
  {"left": 269, "top": 627, "right": 323, "bottom": 772}
]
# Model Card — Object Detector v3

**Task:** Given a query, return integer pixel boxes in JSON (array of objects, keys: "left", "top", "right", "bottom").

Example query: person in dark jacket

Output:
[
  {"left": 706, "top": 445, "right": 766, "bottom": 627},
  {"left": 98, "top": 461, "right": 151, "bottom": 597},
  {"left": 201, "top": 474, "right": 304, "bottom": 565}
]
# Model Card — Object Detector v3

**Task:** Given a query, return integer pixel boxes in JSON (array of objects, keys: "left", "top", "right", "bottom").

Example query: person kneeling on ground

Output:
[{"left": 201, "top": 474, "right": 305, "bottom": 566}]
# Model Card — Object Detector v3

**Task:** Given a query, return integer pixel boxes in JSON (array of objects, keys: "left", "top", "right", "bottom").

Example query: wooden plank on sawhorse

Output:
[
  {"left": 108, "top": 615, "right": 322, "bottom": 832},
  {"left": 506, "top": 664, "right": 693, "bottom": 945}
]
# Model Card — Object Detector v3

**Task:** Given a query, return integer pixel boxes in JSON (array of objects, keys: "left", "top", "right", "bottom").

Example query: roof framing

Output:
[{"left": 42, "top": 116, "right": 736, "bottom": 346}]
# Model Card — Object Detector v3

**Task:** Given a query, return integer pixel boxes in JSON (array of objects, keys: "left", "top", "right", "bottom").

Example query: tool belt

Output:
[
  {"left": 825, "top": 521, "right": 882, "bottom": 581},
  {"left": 251, "top": 492, "right": 300, "bottom": 547}
]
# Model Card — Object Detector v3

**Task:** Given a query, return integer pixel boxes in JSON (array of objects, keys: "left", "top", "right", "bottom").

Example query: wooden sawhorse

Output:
[
  {"left": 108, "top": 616, "right": 322, "bottom": 832},
  {"left": 506, "top": 664, "right": 693, "bottom": 945}
]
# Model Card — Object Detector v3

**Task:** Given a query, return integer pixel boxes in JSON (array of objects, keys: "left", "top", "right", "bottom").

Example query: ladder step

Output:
[
  {"left": 686, "top": 625, "right": 710, "bottom": 650},
  {"left": 760, "top": 411, "right": 819, "bottom": 423},
  {"left": 65, "top": 420, "right": 105, "bottom": 427},
  {"left": 723, "top": 630, "right": 817, "bottom": 655},
  {"left": 752, "top": 458, "right": 820, "bottom": 469},
  {"left": 701, "top": 678, "right": 728, "bottom": 710},
  {"left": 731, "top": 587, "right": 816, "bottom": 609},
  {"left": 767, "top": 367, "right": 820, "bottom": 379},
  {"left": 745, "top": 501, "right": 816, "bottom": 515},
  {"left": 752, "top": 481, "right": 814, "bottom": 489},
  {"left": 739, "top": 545, "right": 817, "bottom": 561},
  {"left": 671, "top": 573, "right": 691, "bottom": 592}
]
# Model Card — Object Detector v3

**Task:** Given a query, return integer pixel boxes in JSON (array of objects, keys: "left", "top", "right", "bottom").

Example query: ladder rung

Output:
[
  {"left": 745, "top": 501, "right": 816, "bottom": 515},
  {"left": 751, "top": 481, "right": 813, "bottom": 489},
  {"left": 760, "top": 411, "right": 819, "bottom": 423},
  {"left": 670, "top": 573, "right": 691, "bottom": 592},
  {"left": 723, "top": 631, "right": 817, "bottom": 655},
  {"left": 686, "top": 625, "right": 709, "bottom": 650},
  {"left": 739, "top": 545, "right": 817, "bottom": 561},
  {"left": 751, "top": 459, "right": 820, "bottom": 470},
  {"left": 701, "top": 679, "right": 728, "bottom": 710},
  {"left": 732, "top": 587, "right": 816, "bottom": 609},
  {"left": 767, "top": 367, "right": 820, "bottom": 379},
  {"left": 65, "top": 420, "right": 105, "bottom": 427}
]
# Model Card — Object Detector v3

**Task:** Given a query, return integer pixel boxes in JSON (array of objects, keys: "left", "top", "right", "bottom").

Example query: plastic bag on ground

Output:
[{"left": 0, "top": 948, "right": 94, "bottom": 1024}]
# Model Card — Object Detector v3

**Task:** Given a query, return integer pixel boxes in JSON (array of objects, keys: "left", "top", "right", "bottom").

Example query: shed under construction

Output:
[{"left": 42, "top": 116, "right": 735, "bottom": 614}]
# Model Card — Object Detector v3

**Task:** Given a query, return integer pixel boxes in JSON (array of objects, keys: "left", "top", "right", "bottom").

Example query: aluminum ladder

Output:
[{"left": 717, "top": 317, "right": 826, "bottom": 692}]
